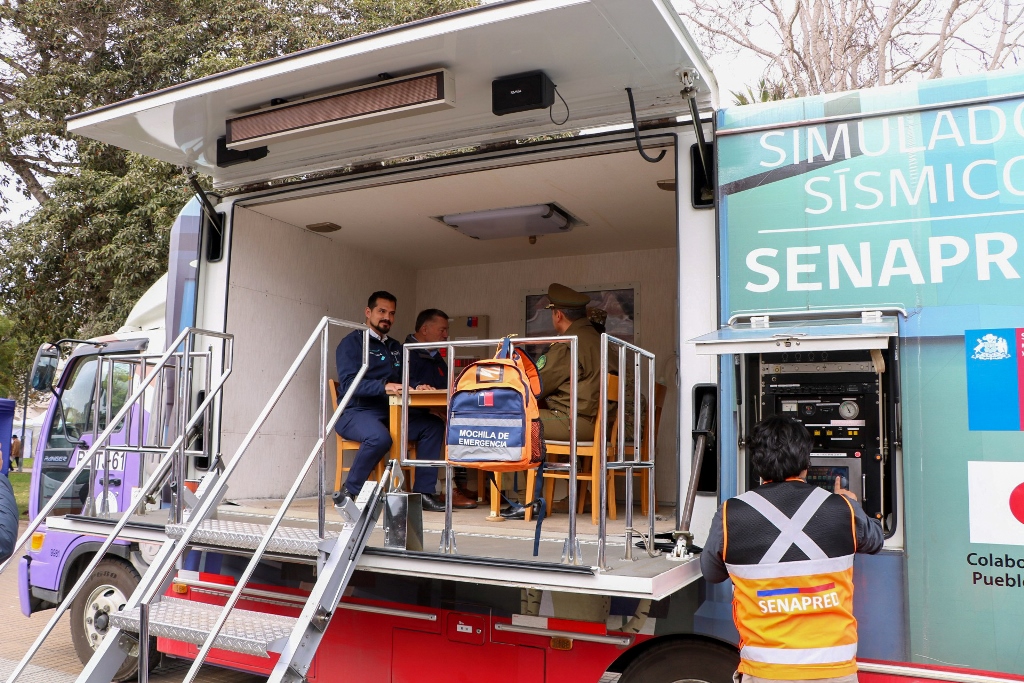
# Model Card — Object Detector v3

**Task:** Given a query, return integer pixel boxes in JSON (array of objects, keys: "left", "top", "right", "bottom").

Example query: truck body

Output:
[{"left": 13, "top": 1, "right": 1024, "bottom": 681}]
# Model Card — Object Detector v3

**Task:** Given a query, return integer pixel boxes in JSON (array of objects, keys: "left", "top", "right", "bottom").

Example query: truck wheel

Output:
[
  {"left": 70, "top": 558, "right": 154, "bottom": 682},
  {"left": 618, "top": 639, "right": 739, "bottom": 683}
]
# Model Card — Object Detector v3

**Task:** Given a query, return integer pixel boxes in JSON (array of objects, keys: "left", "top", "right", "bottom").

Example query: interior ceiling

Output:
[{"left": 246, "top": 149, "right": 676, "bottom": 269}]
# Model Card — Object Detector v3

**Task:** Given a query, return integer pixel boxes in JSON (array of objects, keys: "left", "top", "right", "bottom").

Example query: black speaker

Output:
[{"left": 492, "top": 71, "right": 555, "bottom": 116}]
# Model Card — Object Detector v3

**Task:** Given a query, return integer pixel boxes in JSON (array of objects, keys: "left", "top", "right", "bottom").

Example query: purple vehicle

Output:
[{"left": 19, "top": 199, "right": 203, "bottom": 681}]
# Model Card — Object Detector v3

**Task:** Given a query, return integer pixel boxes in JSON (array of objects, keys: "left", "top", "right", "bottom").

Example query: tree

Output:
[
  {"left": 679, "top": 0, "right": 1024, "bottom": 98},
  {"left": 0, "top": 0, "right": 475, "bottom": 390},
  {"left": 731, "top": 77, "right": 788, "bottom": 105},
  {"left": 0, "top": 313, "right": 21, "bottom": 398}
]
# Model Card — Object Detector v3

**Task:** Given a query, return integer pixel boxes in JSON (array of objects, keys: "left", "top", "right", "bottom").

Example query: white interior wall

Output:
[
  {"left": 221, "top": 206, "right": 416, "bottom": 499},
  {"left": 415, "top": 248, "right": 680, "bottom": 503}
]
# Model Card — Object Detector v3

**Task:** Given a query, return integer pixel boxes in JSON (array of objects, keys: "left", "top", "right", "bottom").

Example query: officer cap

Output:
[{"left": 545, "top": 283, "right": 590, "bottom": 309}]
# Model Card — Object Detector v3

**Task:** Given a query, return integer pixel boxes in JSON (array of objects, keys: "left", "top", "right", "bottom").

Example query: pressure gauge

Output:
[{"left": 838, "top": 400, "right": 860, "bottom": 419}]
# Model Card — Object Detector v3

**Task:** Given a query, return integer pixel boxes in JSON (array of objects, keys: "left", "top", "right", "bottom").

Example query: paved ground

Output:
[{"left": 0, "top": 523, "right": 261, "bottom": 683}]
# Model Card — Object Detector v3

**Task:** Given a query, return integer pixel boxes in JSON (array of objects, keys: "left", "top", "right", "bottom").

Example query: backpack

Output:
[{"left": 446, "top": 338, "right": 545, "bottom": 471}]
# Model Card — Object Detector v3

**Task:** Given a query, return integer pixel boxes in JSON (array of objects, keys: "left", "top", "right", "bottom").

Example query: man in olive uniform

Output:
[{"left": 536, "top": 283, "right": 606, "bottom": 441}]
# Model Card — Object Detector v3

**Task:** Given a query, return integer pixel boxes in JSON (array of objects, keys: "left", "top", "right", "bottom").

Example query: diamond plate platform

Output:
[
  {"left": 166, "top": 520, "right": 340, "bottom": 557},
  {"left": 111, "top": 597, "right": 297, "bottom": 658}
]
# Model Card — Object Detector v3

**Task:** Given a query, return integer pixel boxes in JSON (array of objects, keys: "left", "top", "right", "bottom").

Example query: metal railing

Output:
[
  {"left": 405, "top": 335, "right": 644, "bottom": 566},
  {"left": 129, "top": 317, "right": 369, "bottom": 683},
  {"left": 597, "top": 334, "right": 659, "bottom": 569},
  {"left": 1, "top": 326, "right": 233, "bottom": 683}
]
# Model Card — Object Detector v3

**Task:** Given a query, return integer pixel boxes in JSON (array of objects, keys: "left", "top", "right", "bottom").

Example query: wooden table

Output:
[{"left": 386, "top": 389, "right": 448, "bottom": 463}]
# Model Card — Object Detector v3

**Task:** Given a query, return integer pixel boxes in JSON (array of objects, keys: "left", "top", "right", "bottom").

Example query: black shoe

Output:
[
  {"left": 420, "top": 493, "right": 445, "bottom": 512},
  {"left": 332, "top": 488, "right": 353, "bottom": 507},
  {"left": 500, "top": 505, "right": 526, "bottom": 520}
]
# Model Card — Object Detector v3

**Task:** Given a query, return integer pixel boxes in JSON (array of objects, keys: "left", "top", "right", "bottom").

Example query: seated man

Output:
[
  {"left": 536, "top": 283, "right": 605, "bottom": 441},
  {"left": 405, "top": 309, "right": 477, "bottom": 509},
  {"left": 335, "top": 291, "right": 444, "bottom": 512}
]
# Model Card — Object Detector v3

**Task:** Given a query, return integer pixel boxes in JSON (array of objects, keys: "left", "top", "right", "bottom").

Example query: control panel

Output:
[{"left": 742, "top": 348, "right": 899, "bottom": 533}]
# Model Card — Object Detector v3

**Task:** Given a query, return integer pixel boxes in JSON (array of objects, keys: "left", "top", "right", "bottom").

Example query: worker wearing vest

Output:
[{"left": 701, "top": 416, "right": 884, "bottom": 682}]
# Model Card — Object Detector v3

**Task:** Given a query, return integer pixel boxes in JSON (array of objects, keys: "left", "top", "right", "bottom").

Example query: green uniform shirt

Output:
[{"left": 537, "top": 318, "right": 610, "bottom": 421}]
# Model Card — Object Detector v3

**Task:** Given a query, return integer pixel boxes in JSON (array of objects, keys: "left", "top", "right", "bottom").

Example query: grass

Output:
[{"left": 9, "top": 457, "right": 32, "bottom": 519}]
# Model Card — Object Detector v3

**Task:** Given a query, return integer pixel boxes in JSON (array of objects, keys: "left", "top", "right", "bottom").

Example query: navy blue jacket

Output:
[
  {"left": 0, "top": 474, "right": 17, "bottom": 562},
  {"left": 405, "top": 334, "right": 449, "bottom": 390},
  {"left": 336, "top": 329, "right": 403, "bottom": 410}
]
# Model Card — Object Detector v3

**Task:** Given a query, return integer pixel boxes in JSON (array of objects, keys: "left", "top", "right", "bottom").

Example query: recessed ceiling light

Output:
[{"left": 306, "top": 222, "right": 342, "bottom": 233}]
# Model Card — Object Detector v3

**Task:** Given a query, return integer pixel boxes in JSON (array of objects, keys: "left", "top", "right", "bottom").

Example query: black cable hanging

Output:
[
  {"left": 625, "top": 87, "right": 665, "bottom": 163},
  {"left": 549, "top": 86, "right": 569, "bottom": 126}
]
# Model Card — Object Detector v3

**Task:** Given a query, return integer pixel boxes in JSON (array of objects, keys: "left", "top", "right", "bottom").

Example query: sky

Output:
[{"left": 1, "top": 176, "right": 38, "bottom": 223}]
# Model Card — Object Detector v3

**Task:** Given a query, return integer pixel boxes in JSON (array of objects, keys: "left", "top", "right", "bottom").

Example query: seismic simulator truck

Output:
[{"left": 6, "top": 1, "right": 1024, "bottom": 682}]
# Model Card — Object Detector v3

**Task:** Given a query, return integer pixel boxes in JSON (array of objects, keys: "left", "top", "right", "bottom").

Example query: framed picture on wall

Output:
[{"left": 521, "top": 283, "right": 638, "bottom": 358}]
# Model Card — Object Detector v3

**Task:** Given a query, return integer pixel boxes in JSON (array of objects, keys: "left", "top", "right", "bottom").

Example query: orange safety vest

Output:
[{"left": 723, "top": 482, "right": 858, "bottom": 680}]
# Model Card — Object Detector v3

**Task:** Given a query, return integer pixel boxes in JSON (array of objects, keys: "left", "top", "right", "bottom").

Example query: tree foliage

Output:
[
  {"left": 680, "top": 0, "right": 1024, "bottom": 98},
  {"left": 0, "top": 0, "right": 475, "bottom": 391},
  {"left": 731, "top": 78, "right": 788, "bottom": 105}
]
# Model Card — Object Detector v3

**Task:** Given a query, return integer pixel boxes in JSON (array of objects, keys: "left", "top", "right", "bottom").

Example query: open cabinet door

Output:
[{"left": 67, "top": 0, "right": 716, "bottom": 188}]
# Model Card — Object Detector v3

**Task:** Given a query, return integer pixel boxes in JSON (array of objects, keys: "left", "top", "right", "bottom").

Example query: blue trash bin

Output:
[{"left": 0, "top": 399, "right": 14, "bottom": 476}]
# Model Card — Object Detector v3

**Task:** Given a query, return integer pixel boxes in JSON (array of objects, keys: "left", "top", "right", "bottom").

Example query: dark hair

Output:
[
  {"left": 415, "top": 308, "right": 449, "bottom": 331},
  {"left": 748, "top": 416, "right": 812, "bottom": 482},
  {"left": 367, "top": 291, "right": 397, "bottom": 309},
  {"left": 559, "top": 307, "right": 587, "bottom": 322}
]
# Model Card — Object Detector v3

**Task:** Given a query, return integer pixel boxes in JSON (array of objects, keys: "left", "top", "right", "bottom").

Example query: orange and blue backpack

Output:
[{"left": 446, "top": 337, "right": 545, "bottom": 471}]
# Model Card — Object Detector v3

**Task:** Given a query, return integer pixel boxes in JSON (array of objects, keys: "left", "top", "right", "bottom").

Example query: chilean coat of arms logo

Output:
[{"left": 972, "top": 333, "right": 1011, "bottom": 361}]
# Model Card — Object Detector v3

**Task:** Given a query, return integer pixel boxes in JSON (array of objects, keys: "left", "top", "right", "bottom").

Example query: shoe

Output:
[
  {"left": 420, "top": 493, "right": 445, "bottom": 512},
  {"left": 332, "top": 488, "right": 353, "bottom": 507},
  {"left": 500, "top": 505, "right": 526, "bottom": 520},
  {"left": 456, "top": 486, "right": 480, "bottom": 503},
  {"left": 450, "top": 488, "right": 478, "bottom": 509}
]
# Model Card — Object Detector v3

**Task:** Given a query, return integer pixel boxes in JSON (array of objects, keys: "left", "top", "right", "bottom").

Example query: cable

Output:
[{"left": 549, "top": 86, "right": 569, "bottom": 126}]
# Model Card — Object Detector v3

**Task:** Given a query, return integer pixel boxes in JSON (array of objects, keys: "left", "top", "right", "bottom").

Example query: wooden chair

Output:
[
  {"left": 606, "top": 382, "right": 668, "bottom": 519},
  {"left": 524, "top": 374, "right": 619, "bottom": 525},
  {"left": 328, "top": 380, "right": 413, "bottom": 492}
]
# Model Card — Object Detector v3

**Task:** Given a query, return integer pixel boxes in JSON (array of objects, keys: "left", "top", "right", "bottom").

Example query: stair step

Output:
[
  {"left": 110, "top": 597, "right": 297, "bottom": 658},
  {"left": 166, "top": 519, "right": 338, "bottom": 557}
]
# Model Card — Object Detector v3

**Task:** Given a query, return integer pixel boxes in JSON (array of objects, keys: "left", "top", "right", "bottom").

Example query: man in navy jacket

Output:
[
  {"left": 0, "top": 472, "right": 17, "bottom": 562},
  {"left": 406, "top": 309, "right": 476, "bottom": 509},
  {"left": 335, "top": 291, "right": 444, "bottom": 511}
]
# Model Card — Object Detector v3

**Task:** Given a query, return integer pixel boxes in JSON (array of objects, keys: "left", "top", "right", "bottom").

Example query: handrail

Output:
[
  {"left": 179, "top": 320, "right": 369, "bottom": 683},
  {"left": 88, "top": 317, "right": 364, "bottom": 683},
  {"left": 0, "top": 326, "right": 232, "bottom": 576},
  {"left": 598, "top": 334, "right": 658, "bottom": 569},
  {"left": 5, "top": 327, "right": 233, "bottom": 683},
  {"left": 400, "top": 336, "right": 581, "bottom": 564},
  {"left": 132, "top": 318, "right": 367, "bottom": 612}
]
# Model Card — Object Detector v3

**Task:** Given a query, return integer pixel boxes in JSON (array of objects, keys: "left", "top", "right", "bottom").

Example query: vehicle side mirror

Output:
[{"left": 30, "top": 344, "right": 60, "bottom": 391}]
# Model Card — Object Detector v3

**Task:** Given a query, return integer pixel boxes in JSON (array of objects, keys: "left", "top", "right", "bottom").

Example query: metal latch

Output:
[
  {"left": 750, "top": 316, "right": 770, "bottom": 328},
  {"left": 861, "top": 310, "right": 883, "bottom": 323}
]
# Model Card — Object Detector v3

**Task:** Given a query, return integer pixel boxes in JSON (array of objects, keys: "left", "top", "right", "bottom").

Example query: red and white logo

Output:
[{"left": 968, "top": 461, "right": 1024, "bottom": 546}]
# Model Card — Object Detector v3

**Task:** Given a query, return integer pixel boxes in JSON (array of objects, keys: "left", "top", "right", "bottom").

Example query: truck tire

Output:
[
  {"left": 618, "top": 638, "right": 739, "bottom": 683},
  {"left": 70, "top": 558, "right": 154, "bottom": 682}
]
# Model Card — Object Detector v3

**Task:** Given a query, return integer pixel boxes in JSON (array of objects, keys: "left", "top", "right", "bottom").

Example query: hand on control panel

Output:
[{"left": 834, "top": 475, "right": 857, "bottom": 501}]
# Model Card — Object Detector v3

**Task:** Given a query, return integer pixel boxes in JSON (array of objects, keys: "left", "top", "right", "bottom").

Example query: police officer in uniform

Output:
[
  {"left": 701, "top": 416, "right": 883, "bottom": 683},
  {"left": 536, "top": 283, "right": 606, "bottom": 442},
  {"left": 334, "top": 291, "right": 444, "bottom": 512}
]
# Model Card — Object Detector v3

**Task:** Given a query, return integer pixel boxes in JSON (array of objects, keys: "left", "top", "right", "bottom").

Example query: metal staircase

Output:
[
  {"left": 107, "top": 472, "right": 392, "bottom": 681},
  {"left": 73, "top": 316, "right": 378, "bottom": 683},
  {"left": 0, "top": 326, "right": 234, "bottom": 683}
]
